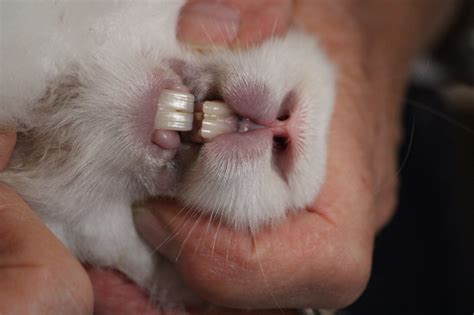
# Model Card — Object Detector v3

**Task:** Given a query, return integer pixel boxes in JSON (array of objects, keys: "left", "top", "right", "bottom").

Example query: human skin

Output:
[
  {"left": 0, "top": 134, "right": 94, "bottom": 314},
  {"left": 134, "top": 0, "right": 460, "bottom": 310},
  {"left": 0, "top": 0, "right": 459, "bottom": 314}
]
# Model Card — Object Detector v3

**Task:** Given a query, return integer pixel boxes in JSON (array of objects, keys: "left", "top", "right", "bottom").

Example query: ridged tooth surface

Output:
[
  {"left": 201, "top": 119, "right": 239, "bottom": 139},
  {"left": 203, "top": 101, "right": 234, "bottom": 116},
  {"left": 155, "top": 112, "right": 194, "bottom": 131},
  {"left": 200, "top": 101, "right": 238, "bottom": 139},
  {"left": 154, "top": 90, "right": 195, "bottom": 131},
  {"left": 158, "top": 90, "right": 194, "bottom": 112}
]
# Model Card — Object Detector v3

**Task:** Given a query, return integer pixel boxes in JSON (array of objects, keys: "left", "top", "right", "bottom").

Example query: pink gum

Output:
[{"left": 151, "top": 82, "right": 190, "bottom": 150}]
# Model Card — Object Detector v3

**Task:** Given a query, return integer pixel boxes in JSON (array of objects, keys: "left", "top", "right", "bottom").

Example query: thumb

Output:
[
  {"left": 177, "top": 0, "right": 292, "bottom": 48},
  {"left": 0, "top": 183, "right": 93, "bottom": 314}
]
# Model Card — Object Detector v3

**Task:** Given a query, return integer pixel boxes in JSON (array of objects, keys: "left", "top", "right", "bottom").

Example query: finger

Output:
[
  {"left": 134, "top": 45, "right": 379, "bottom": 310},
  {"left": 0, "top": 131, "right": 16, "bottom": 171},
  {"left": 89, "top": 267, "right": 297, "bottom": 315},
  {"left": 88, "top": 268, "right": 161, "bottom": 315},
  {"left": 177, "top": 0, "right": 292, "bottom": 48},
  {"left": 0, "top": 183, "right": 93, "bottom": 314},
  {"left": 135, "top": 192, "right": 372, "bottom": 310}
]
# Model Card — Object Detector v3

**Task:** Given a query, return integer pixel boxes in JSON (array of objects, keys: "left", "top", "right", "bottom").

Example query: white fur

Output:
[
  {"left": 179, "top": 34, "right": 335, "bottom": 230},
  {"left": 0, "top": 0, "right": 335, "bottom": 306}
]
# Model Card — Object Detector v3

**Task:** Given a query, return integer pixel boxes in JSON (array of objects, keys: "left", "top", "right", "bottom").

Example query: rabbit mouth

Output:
[
  {"left": 154, "top": 88, "right": 292, "bottom": 154},
  {"left": 147, "top": 61, "right": 301, "bottom": 181},
  {"left": 158, "top": 90, "right": 299, "bottom": 184}
]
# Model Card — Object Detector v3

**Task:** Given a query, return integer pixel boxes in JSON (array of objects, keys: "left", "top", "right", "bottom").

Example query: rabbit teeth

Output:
[
  {"left": 154, "top": 90, "right": 195, "bottom": 131},
  {"left": 154, "top": 92, "right": 241, "bottom": 140},
  {"left": 200, "top": 101, "right": 239, "bottom": 139}
]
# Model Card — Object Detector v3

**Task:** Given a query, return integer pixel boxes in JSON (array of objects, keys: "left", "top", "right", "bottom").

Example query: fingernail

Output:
[
  {"left": 133, "top": 206, "right": 179, "bottom": 260},
  {"left": 178, "top": 2, "right": 240, "bottom": 46}
]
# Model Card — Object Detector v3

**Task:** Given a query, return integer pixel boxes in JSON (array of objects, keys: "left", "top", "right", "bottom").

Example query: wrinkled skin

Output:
[{"left": 0, "top": 0, "right": 459, "bottom": 314}]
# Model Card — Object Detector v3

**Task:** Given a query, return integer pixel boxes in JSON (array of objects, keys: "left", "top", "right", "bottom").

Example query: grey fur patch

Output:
[{"left": 8, "top": 73, "right": 82, "bottom": 173}]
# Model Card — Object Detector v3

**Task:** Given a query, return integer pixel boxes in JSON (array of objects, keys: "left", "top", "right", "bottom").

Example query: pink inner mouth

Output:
[
  {"left": 152, "top": 95, "right": 290, "bottom": 147},
  {"left": 185, "top": 102, "right": 291, "bottom": 151},
  {"left": 151, "top": 129, "right": 181, "bottom": 150},
  {"left": 146, "top": 66, "right": 297, "bottom": 178}
]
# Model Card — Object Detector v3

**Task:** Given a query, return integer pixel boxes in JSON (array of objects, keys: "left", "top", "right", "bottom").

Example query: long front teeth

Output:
[
  {"left": 200, "top": 101, "right": 238, "bottom": 139},
  {"left": 155, "top": 90, "right": 195, "bottom": 131},
  {"left": 154, "top": 91, "right": 240, "bottom": 140}
]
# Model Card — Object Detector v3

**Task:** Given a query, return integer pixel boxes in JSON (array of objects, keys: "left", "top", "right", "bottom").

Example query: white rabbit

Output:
[{"left": 0, "top": 0, "right": 335, "bottom": 307}]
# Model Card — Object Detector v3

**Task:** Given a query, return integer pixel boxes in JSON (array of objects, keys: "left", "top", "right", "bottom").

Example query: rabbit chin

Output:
[{"left": 176, "top": 88, "right": 331, "bottom": 231}]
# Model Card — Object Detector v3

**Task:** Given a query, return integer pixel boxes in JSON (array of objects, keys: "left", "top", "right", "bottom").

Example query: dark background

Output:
[
  {"left": 345, "top": 85, "right": 474, "bottom": 315},
  {"left": 345, "top": 2, "right": 474, "bottom": 313}
]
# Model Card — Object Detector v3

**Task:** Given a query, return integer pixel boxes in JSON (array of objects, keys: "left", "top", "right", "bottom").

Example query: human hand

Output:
[
  {"left": 0, "top": 131, "right": 93, "bottom": 314},
  {"left": 177, "top": 0, "right": 292, "bottom": 48},
  {"left": 0, "top": 1, "right": 295, "bottom": 314},
  {"left": 133, "top": 0, "right": 459, "bottom": 312},
  {"left": 134, "top": 2, "right": 389, "bottom": 310},
  {"left": 91, "top": 1, "right": 298, "bottom": 314},
  {"left": 0, "top": 0, "right": 456, "bottom": 313}
]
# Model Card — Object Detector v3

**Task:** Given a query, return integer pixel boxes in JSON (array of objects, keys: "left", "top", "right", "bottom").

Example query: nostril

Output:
[
  {"left": 272, "top": 132, "right": 293, "bottom": 182},
  {"left": 277, "top": 91, "right": 296, "bottom": 122},
  {"left": 277, "top": 114, "right": 290, "bottom": 122},
  {"left": 273, "top": 135, "right": 289, "bottom": 151}
]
